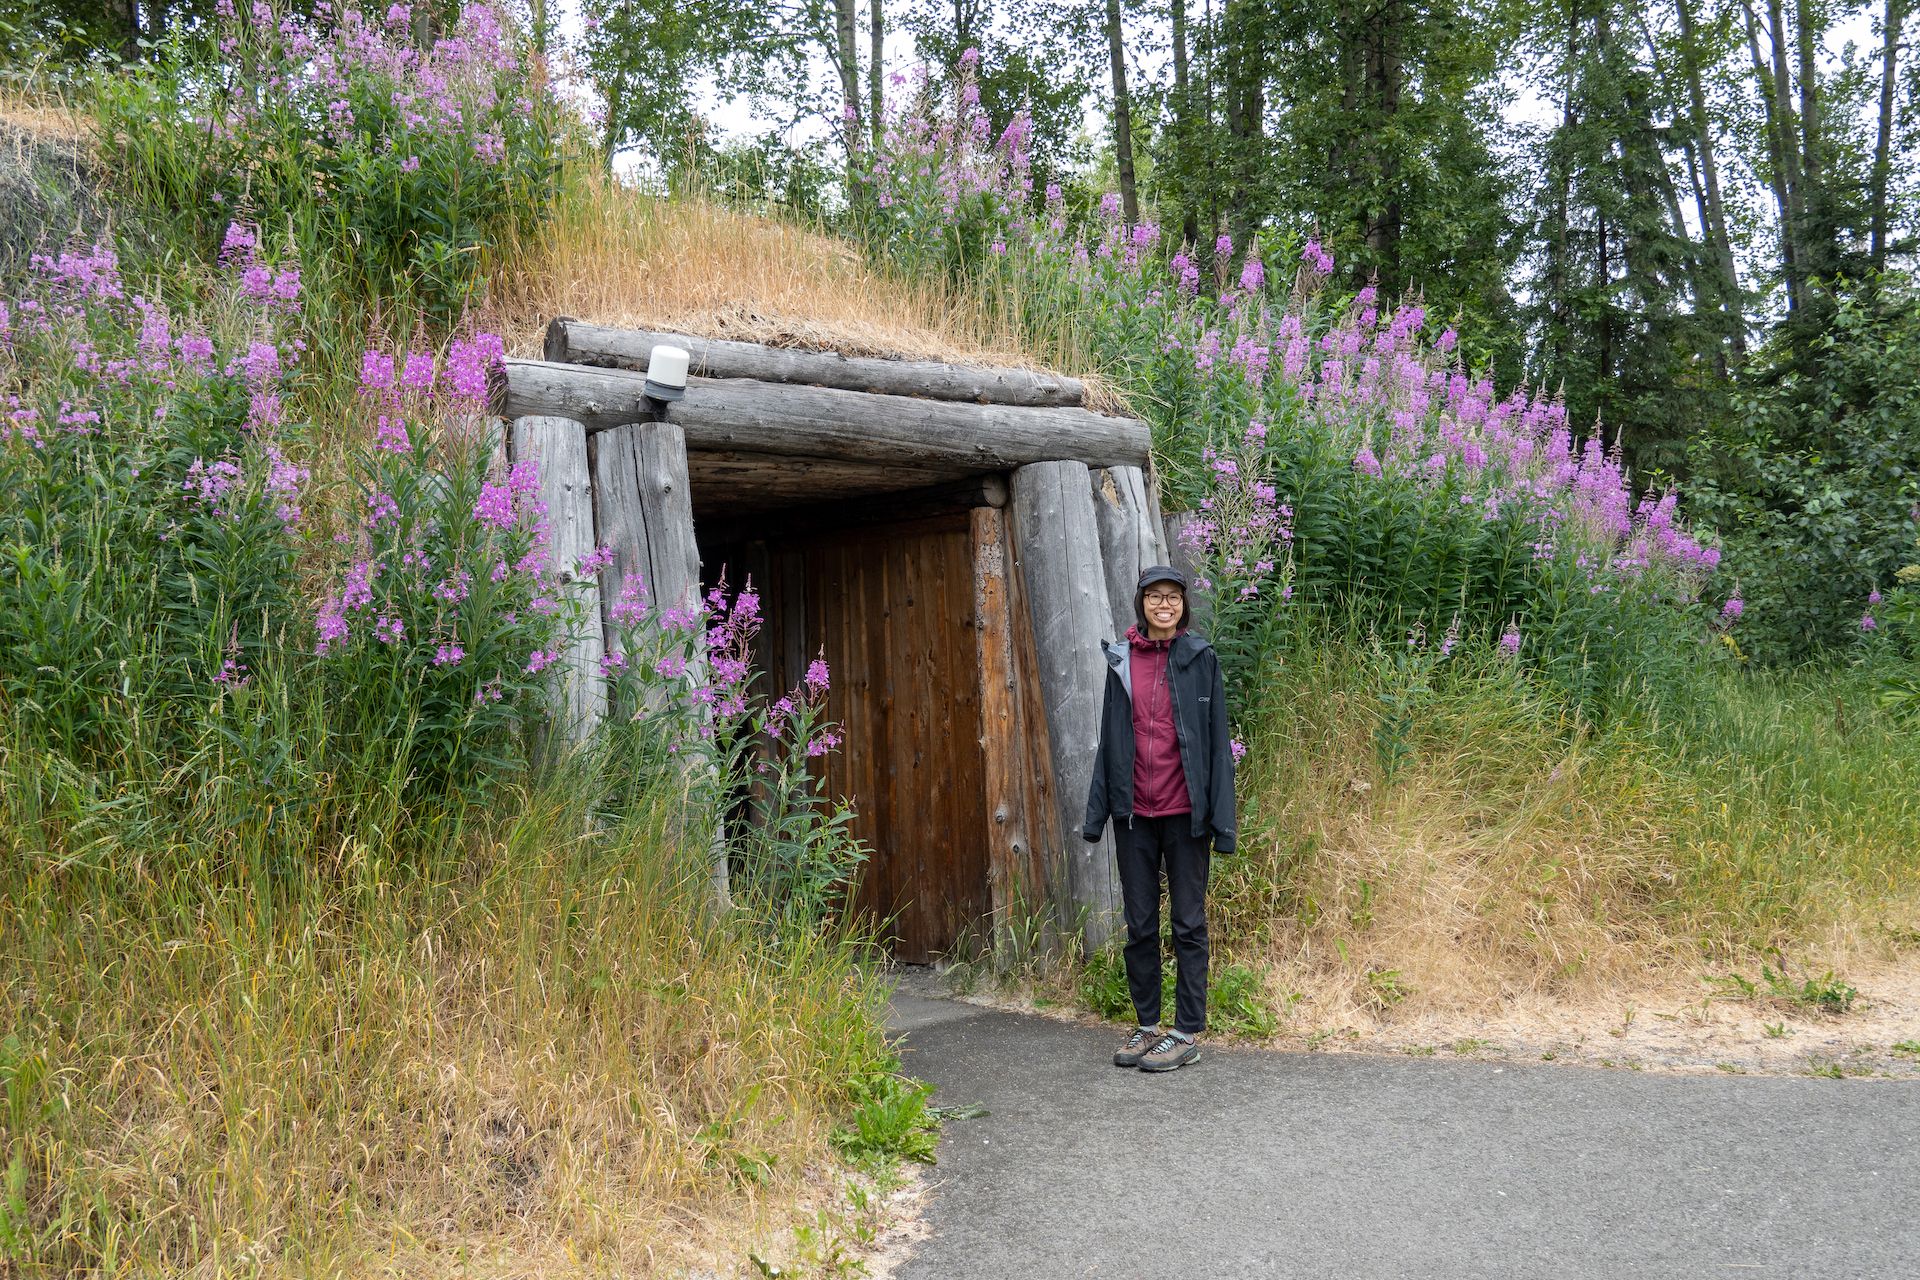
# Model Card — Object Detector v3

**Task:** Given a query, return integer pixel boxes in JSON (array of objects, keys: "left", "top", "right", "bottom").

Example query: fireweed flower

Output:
[
  {"left": 433, "top": 569, "right": 472, "bottom": 603},
  {"left": 218, "top": 221, "right": 257, "bottom": 265},
  {"left": 506, "top": 458, "right": 541, "bottom": 498},
  {"left": 445, "top": 333, "right": 506, "bottom": 402},
  {"left": 1499, "top": 624, "right": 1522, "bottom": 657},
  {"left": 340, "top": 560, "right": 378, "bottom": 611},
  {"left": 1721, "top": 597, "right": 1744, "bottom": 622},
  {"left": 433, "top": 642, "right": 465, "bottom": 666},
  {"left": 805, "top": 658, "right": 831, "bottom": 694},
  {"left": 1862, "top": 613, "right": 1878, "bottom": 632},
  {"left": 1230, "top": 738, "right": 1248, "bottom": 762},
  {"left": 374, "top": 615, "right": 405, "bottom": 644},
  {"left": 361, "top": 350, "right": 396, "bottom": 392},
  {"left": 315, "top": 601, "right": 349, "bottom": 654},
  {"left": 608, "top": 573, "right": 650, "bottom": 625},
  {"left": 472, "top": 482, "right": 515, "bottom": 529},
  {"left": 264, "top": 446, "right": 309, "bottom": 524},
  {"left": 400, "top": 351, "right": 435, "bottom": 392},
  {"left": 575, "top": 545, "right": 616, "bottom": 577},
  {"left": 374, "top": 415, "right": 410, "bottom": 452},
  {"left": 185, "top": 457, "right": 243, "bottom": 511}
]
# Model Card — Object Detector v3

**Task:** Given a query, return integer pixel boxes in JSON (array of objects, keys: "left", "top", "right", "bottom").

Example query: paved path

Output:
[{"left": 887, "top": 991, "right": 1919, "bottom": 1280}]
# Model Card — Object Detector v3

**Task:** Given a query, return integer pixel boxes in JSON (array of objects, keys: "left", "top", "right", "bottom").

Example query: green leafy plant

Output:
[
  {"left": 832, "top": 1067, "right": 939, "bottom": 1167},
  {"left": 94, "top": 2, "right": 566, "bottom": 326}
]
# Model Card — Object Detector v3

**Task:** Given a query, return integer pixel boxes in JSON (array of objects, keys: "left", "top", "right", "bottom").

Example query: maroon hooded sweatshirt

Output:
[{"left": 1127, "top": 624, "right": 1191, "bottom": 817}]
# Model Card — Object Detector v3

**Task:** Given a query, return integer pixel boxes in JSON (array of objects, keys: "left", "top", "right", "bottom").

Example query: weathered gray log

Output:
[
  {"left": 509, "top": 415, "right": 605, "bottom": 743},
  {"left": 491, "top": 359, "right": 1151, "bottom": 470},
  {"left": 1090, "top": 465, "right": 1171, "bottom": 643},
  {"left": 546, "top": 317, "right": 1086, "bottom": 408},
  {"left": 971, "top": 504, "right": 1063, "bottom": 955},
  {"left": 590, "top": 421, "right": 703, "bottom": 662},
  {"left": 589, "top": 420, "right": 728, "bottom": 904},
  {"left": 1010, "top": 460, "right": 1120, "bottom": 950},
  {"left": 492, "top": 359, "right": 658, "bottom": 434}
]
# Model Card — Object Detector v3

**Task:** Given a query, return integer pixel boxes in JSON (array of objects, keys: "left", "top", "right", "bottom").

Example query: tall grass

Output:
[
  {"left": 0, "top": 12, "right": 915, "bottom": 1270},
  {"left": 0, "top": 723, "right": 896, "bottom": 1276},
  {"left": 1215, "top": 638, "right": 1920, "bottom": 1023},
  {"left": 487, "top": 172, "right": 1115, "bottom": 394}
]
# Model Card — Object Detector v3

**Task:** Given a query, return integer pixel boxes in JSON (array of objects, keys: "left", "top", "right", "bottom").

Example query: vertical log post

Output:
[
  {"left": 971, "top": 505, "right": 1053, "bottom": 951},
  {"left": 1009, "top": 461, "right": 1120, "bottom": 950},
  {"left": 591, "top": 421, "right": 703, "bottom": 647},
  {"left": 590, "top": 420, "right": 727, "bottom": 903},
  {"left": 509, "top": 415, "right": 605, "bottom": 743},
  {"left": 1090, "top": 464, "right": 1171, "bottom": 643}
]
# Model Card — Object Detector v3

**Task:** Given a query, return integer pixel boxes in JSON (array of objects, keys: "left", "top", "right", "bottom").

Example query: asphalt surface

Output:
[{"left": 887, "top": 991, "right": 1920, "bottom": 1280}]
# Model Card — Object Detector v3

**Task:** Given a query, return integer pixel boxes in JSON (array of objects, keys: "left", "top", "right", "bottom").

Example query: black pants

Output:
[{"left": 1115, "top": 814, "right": 1211, "bottom": 1035}]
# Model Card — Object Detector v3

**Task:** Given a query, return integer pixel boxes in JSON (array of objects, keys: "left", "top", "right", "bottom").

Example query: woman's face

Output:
[{"left": 1143, "top": 583, "right": 1185, "bottom": 633}]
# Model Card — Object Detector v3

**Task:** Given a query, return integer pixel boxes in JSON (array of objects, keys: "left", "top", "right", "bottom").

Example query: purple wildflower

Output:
[{"left": 473, "top": 483, "right": 515, "bottom": 530}]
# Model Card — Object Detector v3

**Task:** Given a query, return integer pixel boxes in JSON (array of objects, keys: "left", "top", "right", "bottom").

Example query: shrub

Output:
[
  {"left": 309, "top": 332, "right": 575, "bottom": 801},
  {"left": 1687, "top": 275, "right": 1920, "bottom": 664},
  {"left": 0, "top": 237, "right": 305, "bottom": 763},
  {"left": 93, "top": 0, "right": 566, "bottom": 323},
  {"left": 0, "top": 219, "right": 590, "bottom": 818},
  {"left": 856, "top": 65, "right": 1727, "bottom": 719}
]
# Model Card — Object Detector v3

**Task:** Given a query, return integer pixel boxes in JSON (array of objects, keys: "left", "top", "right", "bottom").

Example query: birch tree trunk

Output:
[{"left": 1105, "top": 0, "right": 1140, "bottom": 226}]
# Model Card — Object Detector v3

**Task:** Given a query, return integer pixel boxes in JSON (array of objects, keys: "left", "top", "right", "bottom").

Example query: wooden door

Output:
[{"left": 762, "top": 513, "right": 992, "bottom": 961}]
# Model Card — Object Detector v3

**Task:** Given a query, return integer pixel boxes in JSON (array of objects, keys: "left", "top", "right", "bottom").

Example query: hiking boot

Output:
[
  {"left": 1113, "top": 1026, "right": 1158, "bottom": 1067},
  {"left": 1138, "top": 1031, "right": 1200, "bottom": 1072}
]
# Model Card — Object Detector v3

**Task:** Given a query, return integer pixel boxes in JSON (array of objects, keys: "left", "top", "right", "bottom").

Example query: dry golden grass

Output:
[
  {"left": 1, "top": 763, "right": 899, "bottom": 1278},
  {"left": 0, "top": 79, "right": 85, "bottom": 142},
  {"left": 486, "top": 174, "right": 1117, "bottom": 408},
  {"left": 1207, "top": 649, "right": 1920, "bottom": 1055}
]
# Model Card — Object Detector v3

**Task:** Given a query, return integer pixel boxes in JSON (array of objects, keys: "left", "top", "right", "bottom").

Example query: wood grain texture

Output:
[
  {"left": 698, "top": 473, "right": 1008, "bottom": 544},
  {"left": 684, "top": 450, "right": 957, "bottom": 517},
  {"left": 493, "top": 359, "right": 1151, "bottom": 469},
  {"left": 971, "top": 506, "right": 1052, "bottom": 941},
  {"left": 492, "top": 359, "right": 660, "bottom": 433},
  {"left": 508, "top": 415, "right": 604, "bottom": 742},
  {"left": 736, "top": 514, "right": 992, "bottom": 962},
  {"left": 1009, "top": 460, "right": 1120, "bottom": 949},
  {"left": 590, "top": 421, "right": 703, "bottom": 649},
  {"left": 1089, "top": 465, "right": 1172, "bottom": 643},
  {"left": 547, "top": 317, "right": 1086, "bottom": 408}
]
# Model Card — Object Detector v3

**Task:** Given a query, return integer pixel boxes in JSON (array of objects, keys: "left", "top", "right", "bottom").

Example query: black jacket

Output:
[{"left": 1083, "top": 630, "right": 1238, "bottom": 854}]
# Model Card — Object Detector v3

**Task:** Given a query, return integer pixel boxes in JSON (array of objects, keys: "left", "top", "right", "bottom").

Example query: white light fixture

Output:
[{"left": 643, "top": 344, "right": 690, "bottom": 403}]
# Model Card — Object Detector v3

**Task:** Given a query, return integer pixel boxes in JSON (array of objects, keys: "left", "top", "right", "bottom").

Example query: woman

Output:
[{"left": 1083, "top": 566, "right": 1237, "bottom": 1073}]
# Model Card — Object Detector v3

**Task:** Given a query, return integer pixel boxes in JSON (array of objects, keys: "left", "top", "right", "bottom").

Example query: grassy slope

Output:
[
  {"left": 0, "top": 110, "right": 950, "bottom": 1279},
  {"left": 1215, "top": 644, "right": 1920, "bottom": 1040}
]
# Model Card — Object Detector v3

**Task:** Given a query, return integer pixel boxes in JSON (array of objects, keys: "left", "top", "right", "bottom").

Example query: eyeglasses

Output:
[{"left": 1143, "top": 592, "right": 1184, "bottom": 607}]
